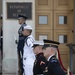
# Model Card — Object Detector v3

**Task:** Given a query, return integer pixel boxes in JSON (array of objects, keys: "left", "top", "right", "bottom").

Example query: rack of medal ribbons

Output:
[{"left": 57, "top": 43, "right": 75, "bottom": 75}]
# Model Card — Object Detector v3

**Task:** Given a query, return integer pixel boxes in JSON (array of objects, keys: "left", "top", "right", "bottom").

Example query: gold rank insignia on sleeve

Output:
[{"left": 40, "top": 61, "right": 45, "bottom": 65}]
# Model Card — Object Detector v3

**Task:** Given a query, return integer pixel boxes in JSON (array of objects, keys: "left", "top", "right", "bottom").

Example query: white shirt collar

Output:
[{"left": 47, "top": 54, "right": 55, "bottom": 61}]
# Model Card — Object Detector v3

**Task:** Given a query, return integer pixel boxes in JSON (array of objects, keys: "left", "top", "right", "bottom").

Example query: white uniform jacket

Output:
[
  {"left": 23, "top": 35, "right": 35, "bottom": 75},
  {"left": 23, "top": 35, "right": 35, "bottom": 58}
]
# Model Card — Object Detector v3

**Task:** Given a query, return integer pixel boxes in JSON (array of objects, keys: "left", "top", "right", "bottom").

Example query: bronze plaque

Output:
[{"left": 7, "top": 2, "right": 32, "bottom": 19}]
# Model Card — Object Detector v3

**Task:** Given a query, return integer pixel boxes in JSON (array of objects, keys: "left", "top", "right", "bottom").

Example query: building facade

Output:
[{"left": 0, "top": 0, "right": 75, "bottom": 75}]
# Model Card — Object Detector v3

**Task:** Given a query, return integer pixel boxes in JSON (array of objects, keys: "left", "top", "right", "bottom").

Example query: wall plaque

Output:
[{"left": 7, "top": 2, "right": 32, "bottom": 19}]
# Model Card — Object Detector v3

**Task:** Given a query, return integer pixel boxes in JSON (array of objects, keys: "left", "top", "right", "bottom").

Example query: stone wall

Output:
[{"left": 2, "top": 0, "right": 35, "bottom": 74}]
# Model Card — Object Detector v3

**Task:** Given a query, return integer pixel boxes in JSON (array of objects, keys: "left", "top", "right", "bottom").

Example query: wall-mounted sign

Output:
[{"left": 7, "top": 2, "right": 32, "bottom": 19}]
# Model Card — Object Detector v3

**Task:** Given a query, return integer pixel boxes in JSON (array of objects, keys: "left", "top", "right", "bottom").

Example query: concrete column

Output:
[
  {"left": 2, "top": 0, "right": 35, "bottom": 75},
  {"left": 0, "top": 0, "right": 2, "bottom": 16}
]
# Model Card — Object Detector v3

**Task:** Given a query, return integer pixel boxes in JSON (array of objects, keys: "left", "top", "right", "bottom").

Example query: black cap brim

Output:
[
  {"left": 18, "top": 15, "right": 27, "bottom": 20},
  {"left": 43, "top": 39, "right": 60, "bottom": 49},
  {"left": 43, "top": 39, "right": 60, "bottom": 45},
  {"left": 42, "top": 44, "right": 58, "bottom": 49},
  {"left": 32, "top": 44, "right": 39, "bottom": 48}
]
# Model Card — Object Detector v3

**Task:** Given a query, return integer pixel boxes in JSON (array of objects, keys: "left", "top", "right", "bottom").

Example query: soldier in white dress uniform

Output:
[{"left": 23, "top": 25, "right": 35, "bottom": 75}]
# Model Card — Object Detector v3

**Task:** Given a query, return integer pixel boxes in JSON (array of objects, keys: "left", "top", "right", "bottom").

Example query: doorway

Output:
[{"left": 35, "top": 0, "right": 74, "bottom": 69}]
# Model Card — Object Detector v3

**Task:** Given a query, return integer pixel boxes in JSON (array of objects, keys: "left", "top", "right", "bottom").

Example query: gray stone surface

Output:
[
  {"left": 2, "top": 74, "right": 16, "bottom": 75},
  {"left": 2, "top": 59, "right": 18, "bottom": 73},
  {"left": 0, "top": 49, "right": 2, "bottom": 73}
]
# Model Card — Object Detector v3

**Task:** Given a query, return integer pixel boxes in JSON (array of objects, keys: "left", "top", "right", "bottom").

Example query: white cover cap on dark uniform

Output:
[
  {"left": 24, "top": 25, "right": 32, "bottom": 30},
  {"left": 33, "top": 40, "right": 44, "bottom": 47}
]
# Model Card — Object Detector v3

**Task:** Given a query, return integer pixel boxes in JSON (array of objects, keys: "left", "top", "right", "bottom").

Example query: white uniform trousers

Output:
[{"left": 23, "top": 56, "right": 35, "bottom": 75}]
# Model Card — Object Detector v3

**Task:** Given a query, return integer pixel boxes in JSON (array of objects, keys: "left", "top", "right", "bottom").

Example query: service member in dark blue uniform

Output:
[
  {"left": 33, "top": 41, "right": 48, "bottom": 75},
  {"left": 43, "top": 39, "right": 66, "bottom": 75},
  {"left": 16, "top": 15, "right": 28, "bottom": 75},
  {"left": 18, "top": 15, "right": 27, "bottom": 56}
]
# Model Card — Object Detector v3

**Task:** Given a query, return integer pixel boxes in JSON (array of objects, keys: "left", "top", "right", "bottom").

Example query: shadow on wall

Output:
[{"left": 73, "top": 54, "right": 75, "bottom": 74}]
